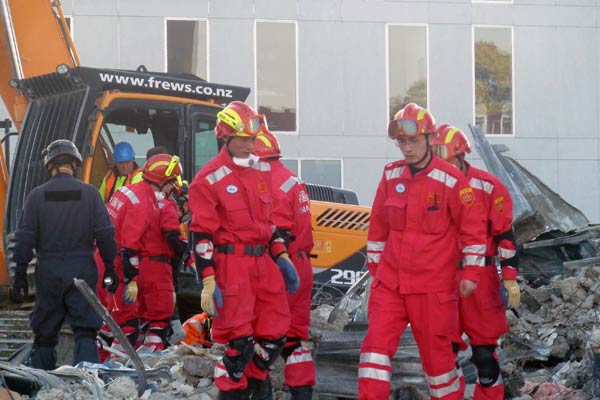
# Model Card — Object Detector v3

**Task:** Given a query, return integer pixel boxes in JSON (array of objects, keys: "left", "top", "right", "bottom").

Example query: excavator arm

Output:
[{"left": 0, "top": 0, "right": 78, "bottom": 129}]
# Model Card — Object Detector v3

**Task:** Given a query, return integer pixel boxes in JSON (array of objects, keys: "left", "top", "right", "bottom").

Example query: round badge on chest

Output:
[
  {"left": 395, "top": 183, "right": 406, "bottom": 193},
  {"left": 226, "top": 184, "right": 238, "bottom": 194}
]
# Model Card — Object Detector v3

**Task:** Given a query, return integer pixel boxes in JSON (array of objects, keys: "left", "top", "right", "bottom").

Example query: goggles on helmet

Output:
[
  {"left": 431, "top": 144, "right": 450, "bottom": 160},
  {"left": 388, "top": 118, "right": 425, "bottom": 139},
  {"left": 217, "top": 109, "right": 265, "bottom": 136},
  {"left": 164, "top": 155, "right": 184, "bottom": 188}
]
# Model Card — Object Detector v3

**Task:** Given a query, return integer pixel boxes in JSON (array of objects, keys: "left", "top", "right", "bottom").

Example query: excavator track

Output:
[{"left": 0, "top": 306, "right": 32, "bottom": 361}]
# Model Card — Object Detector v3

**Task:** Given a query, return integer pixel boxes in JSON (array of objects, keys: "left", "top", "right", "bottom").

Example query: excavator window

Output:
[{"left": 88, "top": 101, "right": 182, "bottom": 189}]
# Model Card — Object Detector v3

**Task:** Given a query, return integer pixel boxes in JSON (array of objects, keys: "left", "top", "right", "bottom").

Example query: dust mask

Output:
[{"left": 233, "top": 154, "right": 259, "bottom": 168}]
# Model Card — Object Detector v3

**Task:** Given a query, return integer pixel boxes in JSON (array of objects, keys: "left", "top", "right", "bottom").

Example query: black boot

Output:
[
  {"left": 247, "top": 376, "right": 273, "bottom": 400},
  {"left": 218, "top": 389, "right": 245, "bottom": 400},
  {"left": 289, "top": 385, "right": 313, "bottom": 400},
  {"left": 30, "top": 345, "right": 57, "bottom": 370}
]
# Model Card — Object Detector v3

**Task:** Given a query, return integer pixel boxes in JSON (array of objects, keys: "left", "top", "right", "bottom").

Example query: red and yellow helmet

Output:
[
  {"left": 215, "top": 101, "right": 266, "bottom": 139},
  {"left": 387, "top": 103, "right": 436, "bottom": 140},
  {"left": 143, "top": 154, "right": 183, "bottom": 186},
  {"left": 431, "top": 124, "right": 472, "bottom": 161},
  {"left": 254, "top": 128, "right": 281, "bottom": 159}
]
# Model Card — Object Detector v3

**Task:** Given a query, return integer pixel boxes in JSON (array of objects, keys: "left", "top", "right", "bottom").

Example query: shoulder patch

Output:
[
  {"left": 460, "top": 188, "right": 474, "bottom": 207},
  {"left": 495, "top": 196, "right": 504, "bottom": 213}
]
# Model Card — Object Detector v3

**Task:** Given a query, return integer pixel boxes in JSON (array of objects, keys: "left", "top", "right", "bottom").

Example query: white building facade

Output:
[{"left": 12, "top": 0, "right": 600, "bottom": 220}]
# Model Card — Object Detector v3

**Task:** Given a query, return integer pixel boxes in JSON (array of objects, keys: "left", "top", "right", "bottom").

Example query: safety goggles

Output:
[
  {"left": 431, "top": 144, "right": 450, "bottom": 160},
  {"left": 387, "top": 119, "right": 420, "bottom": 139},
  {"left": 217, "top": 110, "right": 266, "bottom": 136},
  {"left": 165, "top": 155, "right": 183, "bottom": 187}
]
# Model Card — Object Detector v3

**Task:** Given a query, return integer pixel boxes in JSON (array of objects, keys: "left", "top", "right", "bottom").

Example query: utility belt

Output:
[
  {"left": 214, "top": 244, "right": 267, "bottom": 257},
  {"left": 144, "top": 255, "right": 170, "bottom": 263}
]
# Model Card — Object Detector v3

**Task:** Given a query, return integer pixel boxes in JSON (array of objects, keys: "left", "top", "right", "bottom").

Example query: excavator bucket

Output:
[{"left": 0, "top": 0, "right": 77, "bottom": 128}]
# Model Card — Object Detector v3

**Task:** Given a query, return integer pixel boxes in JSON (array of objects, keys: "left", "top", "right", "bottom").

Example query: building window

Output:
[
  {"left": 281, "top": 159, "right": 299, "bottom": 175},
  {"left": 255, "top": 21, "right": 297, "bottom": 132},
  {"left": 166, "top": 19, "right": 208, "bottom": 79},
  {"left": 387, "top": 25, "right": 428, "bottom": 120},
  {"left": 474, "top": 26, "right": 513, "bottom": 135},
  {"left": 279, "top": 159, "right": 342, "bottom": 188}
]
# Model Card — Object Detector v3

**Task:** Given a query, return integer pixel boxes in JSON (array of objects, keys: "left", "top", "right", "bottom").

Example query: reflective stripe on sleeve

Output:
[
  {"left": 469, "top": 177, "right": 494, "bottom": 194},
  {"left": 205, "top": 166, "right": 232, "bottom": 185},
  {"left": 385, "top": 167, "right": 404, "bottom": 180},
  {"left": 427, "top": 169, "right": 458, "bottom": 189},
  {"left": 119, "top": 186, "right": 139, "bottom": 204}
]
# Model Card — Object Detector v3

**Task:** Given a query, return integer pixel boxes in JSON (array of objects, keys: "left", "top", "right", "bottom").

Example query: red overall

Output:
[
  {"left": 189, "top": 147, "right": 290, "bottom": 392},
  {"left": 268, "top": 160, "right": 315, "bottom": 388},
  {"left": 136, "top": 198, "right": 178, "bottom": 351},
  {"left": 456, "top": 163, "right": 516, "bottom": 400},
  {"left": 105, "top": 181, "right": 159, "bottom": 353},
  {"left": 359, "top": 155, "right": 487, "bottom": 400}
]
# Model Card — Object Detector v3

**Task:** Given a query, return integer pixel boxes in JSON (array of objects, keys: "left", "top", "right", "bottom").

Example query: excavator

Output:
[{"left": 0, "top": 0, "right": 370, "bottom": 310}]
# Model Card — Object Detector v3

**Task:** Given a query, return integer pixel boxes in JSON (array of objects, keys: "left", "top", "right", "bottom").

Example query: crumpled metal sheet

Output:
[{"left": 469, "top": 125, "right": 589, "bottom": 244}]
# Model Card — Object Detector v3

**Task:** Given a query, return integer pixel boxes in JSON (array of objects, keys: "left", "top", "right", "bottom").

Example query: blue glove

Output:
[{"left": 276, "top": 253, "right": 299, "bottom": 294}]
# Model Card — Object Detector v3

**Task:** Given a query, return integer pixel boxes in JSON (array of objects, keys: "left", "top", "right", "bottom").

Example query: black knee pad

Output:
[
  {"left": 73, "top": 328, "right": 98, "bottom": 341},
  {"left": 222, "top": 336, "right": 254, "bottom": 382},
  {"left": 34, "top": 336, "right": 58, "bottom": 348},
  {"left": 281, "top": 337, "right": 301, "bottom": 361},
  {"left": 471, "top": 345, "right": 500, "bottom": 387},
  {"left": 253, "top": 336, "right": 286, "bottom": 371}
]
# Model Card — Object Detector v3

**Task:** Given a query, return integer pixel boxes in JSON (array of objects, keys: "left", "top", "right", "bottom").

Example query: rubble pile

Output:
[{"left": 502, "top": 266, "right": 600, "bottom": 400}]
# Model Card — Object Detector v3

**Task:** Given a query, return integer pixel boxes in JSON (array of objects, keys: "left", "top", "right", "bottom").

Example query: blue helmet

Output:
[{"left": 113, "top": 142, "right": 135, "bottom": 163}]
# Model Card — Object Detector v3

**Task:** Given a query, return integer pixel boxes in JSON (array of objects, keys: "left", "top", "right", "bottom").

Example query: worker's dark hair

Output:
[
  {"left": 146, "top": 145, "right": 168, "bottom": 159},
  {"left": 51, "top": 155, "right": 78, "bottom": 167}
]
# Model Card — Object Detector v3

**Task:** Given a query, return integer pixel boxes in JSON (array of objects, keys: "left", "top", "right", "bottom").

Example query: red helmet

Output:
[
  {"left": 143, "top": 154, "right": 183, "bottom": 186},
  {"left": 387, "top": 103, "right": 436, "bottom": 139},
  {"left": 215, "top": 101, "right": 266, "bottom": 139},
  {"left": 431, "top": 124, "right": 472, "bottom": 161},
  {"left": 254, "top": 129, "right": 281, "bottom": 159}
]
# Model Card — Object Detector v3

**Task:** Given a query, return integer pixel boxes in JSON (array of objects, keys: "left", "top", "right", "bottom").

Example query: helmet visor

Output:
[
  {"left": 388, "top": 119, "right": 419, "bottom": 139},
  {"left": 431, "top": 144, "right": 450, "bottom": 160}
]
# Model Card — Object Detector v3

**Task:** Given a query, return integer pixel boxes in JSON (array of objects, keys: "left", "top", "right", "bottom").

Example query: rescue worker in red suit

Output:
[
  {"left": 358, "top": 103, "right": 487, "bottom": 400},
  {"left": 135, "top": 154, "right": 186, "bottom": 352},
  {"left": 188, "top": 101, "right": 299, "bottom": 400},
  {"left": 254, "top": 130, "right": 315, "bottom": 400},
  {"left": 432, "top": 124, "right": 520, "bottom": 400},
  {"left": 104, "top": 154, "right": 182, "bottom": 356}
]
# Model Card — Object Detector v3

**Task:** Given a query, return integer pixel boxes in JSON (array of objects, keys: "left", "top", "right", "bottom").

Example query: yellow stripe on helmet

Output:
[
  {"left": 217, "top": 108, "right": 243, "bottom": 131},
  {"left": 417, "top": 108, "right": 427, "bottom": 120},
  {"left": 148, "top": 161, "right": 170, "bottom": 171},
  {"left": 256, "top": 134, "right": 273, "bottom": 148},
  {"left": 444, "top": 128, "right": 460, "bottom": 144}
]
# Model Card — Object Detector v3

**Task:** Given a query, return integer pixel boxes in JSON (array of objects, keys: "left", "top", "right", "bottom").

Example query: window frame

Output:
[
  {"left": 163, "top": 17, "right": 210, "bottom": 80},
  {"left": 253, "top": 19, "right": 299, "bottom": 136},
  {"left": 472, "top": 0, "right": 513, "bottom": 4},
  {"left": 385, "top": 23, "right": 430, "bottom": 123},
  {"left": 472, "top": 24, "right": 515, "bottom": 137},
  {"left": 283, "top": 157, "right": 344, "bottom": 188}
]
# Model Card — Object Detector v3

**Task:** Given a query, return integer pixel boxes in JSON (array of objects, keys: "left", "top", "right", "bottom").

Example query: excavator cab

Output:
[{"left": 4, "top": 65, "right": 249, "bottom": 298}]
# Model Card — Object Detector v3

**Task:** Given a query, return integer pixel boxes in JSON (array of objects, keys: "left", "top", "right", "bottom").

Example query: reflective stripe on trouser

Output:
[
  {"left": 459, "top": 264, "right": 508, "bottom": 345},
  {"left": 110, "top": 325, "right": 137, "bottom": 359},
  {"left": 473, "top": 375, "right": 504, "bottom": 400},
  {"left": 142, "top": 321, "right": 169, "bottom": 352},
  {"left": 358, "top": 279, "right": 461, "bottom": 400},
  {"left": 284, "top": 345, "right": 316, "bottom": 387},
  {"left": 211, "top": 253, "right": 290, "bottom": 391}
]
